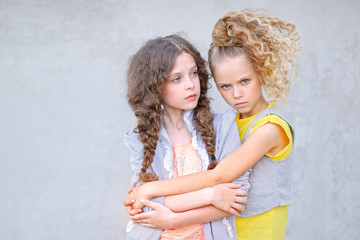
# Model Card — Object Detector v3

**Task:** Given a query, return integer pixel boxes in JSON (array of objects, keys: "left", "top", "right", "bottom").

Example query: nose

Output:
[
  {"left": 233, "top": 86, "right": 243, "bottom": 99},
  {"left": 185, "top": 75, "right": 195, "bottom": 90}
]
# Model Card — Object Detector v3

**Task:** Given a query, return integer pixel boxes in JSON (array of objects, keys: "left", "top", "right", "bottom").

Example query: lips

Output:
[
  {"left": 186, "top": 94, "right": 197, "bottom": 101},
  {"left": 235, "top": 102, "right": 247, "bottom": 107}
]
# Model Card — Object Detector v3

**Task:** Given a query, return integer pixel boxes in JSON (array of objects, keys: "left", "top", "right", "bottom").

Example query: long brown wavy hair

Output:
[
  {"left": 127, "top": 34, "right": 217, "bottom": 183},
  {"left": 209, "top": 9, "right": 302, "bottom": 103}
]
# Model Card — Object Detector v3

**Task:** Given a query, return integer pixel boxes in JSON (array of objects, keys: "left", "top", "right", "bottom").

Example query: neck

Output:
[
  {"left": 163, "top": 109, "right": 185, "bottom": 131},
  {"left": 162, "top": 108, "right": 192, "bottom": 145},
  {"left": 240, "top": 97, "right": 269, "bottom": 119}
]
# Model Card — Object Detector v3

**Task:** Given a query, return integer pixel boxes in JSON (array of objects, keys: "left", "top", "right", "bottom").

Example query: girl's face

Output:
[
  {"left": 161, "top": 52, "right": 201, "bottom": 115},
  {"left": 213, "top": 54, "right": 267, "bottom": 119}
]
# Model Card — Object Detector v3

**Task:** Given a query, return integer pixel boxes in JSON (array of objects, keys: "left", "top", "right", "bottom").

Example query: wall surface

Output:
[{"left": 1, "top": 0, "right": 359, "bottom": 239}]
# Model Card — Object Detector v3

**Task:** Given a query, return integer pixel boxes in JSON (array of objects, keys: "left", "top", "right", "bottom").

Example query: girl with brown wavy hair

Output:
[
  {"left": 125, "top": 34, "right": 248, "bottom": 239},
  {"left": 129, "top": 9, "right": 302, "bottom": 239}
]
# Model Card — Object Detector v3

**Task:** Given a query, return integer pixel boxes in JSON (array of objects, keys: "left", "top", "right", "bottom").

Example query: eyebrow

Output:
[
  {"left": 216, "top": 73, "right": 254, "bottom": 84},
  {"left": 238, "top": 74, "right": 253, "bottom": 80},
  {"left": 168, "top": 64, "right": 198, "bottom": 77}
]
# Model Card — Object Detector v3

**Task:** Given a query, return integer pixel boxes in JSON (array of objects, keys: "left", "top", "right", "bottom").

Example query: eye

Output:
[
  {"left": 221, "top": 84, "right": 230, "bottom": 89},
  {"left": 172, "top": 76, "right": 181, "bottom": 83},
  {"left": 241, "top": 79, "right": 249, "bottom": 84},
  {"left": 191, "top": 70, "right": 198, "bottom": 76}
]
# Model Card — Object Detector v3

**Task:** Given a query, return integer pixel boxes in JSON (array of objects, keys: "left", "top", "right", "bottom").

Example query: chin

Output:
[{"left": 185, "top": 104, "right": 198, "bottom": 110}]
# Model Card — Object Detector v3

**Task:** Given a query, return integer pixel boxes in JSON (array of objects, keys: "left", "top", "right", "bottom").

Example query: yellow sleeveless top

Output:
[{"left": 159, "top": 140, "right": 205, "bottom": 240}]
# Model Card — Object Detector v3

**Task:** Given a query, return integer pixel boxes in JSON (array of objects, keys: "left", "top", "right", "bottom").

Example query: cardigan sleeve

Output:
[
  {"left": 213, "top": 109, "right": 251, "bottom": 198},
  {"left": 124, "top": 130, "right": 165, "bottom": 207}
]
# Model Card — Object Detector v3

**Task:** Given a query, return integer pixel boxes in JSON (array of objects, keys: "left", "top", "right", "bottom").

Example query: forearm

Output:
[
  {"left": 142, "top": 169, "right": 223, "bottom": 199},
  {"left": 129, "top": 169, "right": 239, "bottom": 210},
  {"left": 130, "top": 198, "right": 233, "bottom": 230},
  {"left": 164, "top": 188, "right": 213, "bottom": 212},
  {"left": 166, "top": 206, "right": 230, "bottom": 229}
]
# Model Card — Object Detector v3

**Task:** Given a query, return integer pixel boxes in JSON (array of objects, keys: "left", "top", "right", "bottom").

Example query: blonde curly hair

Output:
[
  {"left": 127, "top": 35, "right": 217, "bottom": 183},
  {"left": 208, "top": 9, "right": 302, "bottom": 102}
]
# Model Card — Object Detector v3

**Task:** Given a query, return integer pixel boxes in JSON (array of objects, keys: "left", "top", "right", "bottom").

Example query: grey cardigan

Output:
[{"left": 124, "top": 109, "right": 250, "bottom": 240}]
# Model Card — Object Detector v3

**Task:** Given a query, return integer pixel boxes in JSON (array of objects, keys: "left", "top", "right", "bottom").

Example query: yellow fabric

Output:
[
  {"left": 236, "top": 206, "right": 288, "bottom": 240},
  {"left": 235, "top": 104, "right": 293, "bottom": 239},
  {"left": 236, "top": 103, "right": 293, "bottom": 161},
  {"left": 160, "top": 140, "right": 205, "bottom": 240},
  {"left": 236, "top": 103, "right": 277, "bottom": 142}
]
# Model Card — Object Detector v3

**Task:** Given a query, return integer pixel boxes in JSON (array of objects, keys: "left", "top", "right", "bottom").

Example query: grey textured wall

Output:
[{"left": 1, "top": 0, "right": 359, "bottom": 239}]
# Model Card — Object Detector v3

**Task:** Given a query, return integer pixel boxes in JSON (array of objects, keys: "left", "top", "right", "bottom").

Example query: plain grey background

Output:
[{"left": 1, "top": 0, "right": 359, "bottom": 239}]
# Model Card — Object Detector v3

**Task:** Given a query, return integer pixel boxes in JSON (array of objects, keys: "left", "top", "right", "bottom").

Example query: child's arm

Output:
[
  {"left": 130, "top": 123, "right": 285, "bottom": 209},
  {"left": 130, "top": 199, "right": 235, "bottom": 230},
  {"left": 124, "top": 184, "right": 246, "bottom": 229},
  {"left": 164, "top": 183, "right": 247, "bottom": 215},
  {"left": 125, "top": 182, "right": 247, "bottom": 217}
]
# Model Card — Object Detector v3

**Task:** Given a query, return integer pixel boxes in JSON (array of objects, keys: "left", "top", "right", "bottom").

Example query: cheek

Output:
[
  {"left": 250, "top": 81, "right": 262, "bottom": 96},
  {"left": 219, "top": 90, "right": 232, "bottom": 104},
  {"left": 161, "top": 86, "right": 175, "bottom": 103},
  {"left": 196, "top": 79, "right": 201, "bottom": 94}
]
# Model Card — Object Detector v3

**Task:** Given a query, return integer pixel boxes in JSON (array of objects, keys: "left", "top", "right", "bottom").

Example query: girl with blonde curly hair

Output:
[
  {"left": 125, "top": 34, "right": 249, "bottom": 239},
  {"left": 128, "top": 9, "right": 302, "bottom": 239}
]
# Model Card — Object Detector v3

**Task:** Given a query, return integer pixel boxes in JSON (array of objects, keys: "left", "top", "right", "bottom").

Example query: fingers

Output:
[
  {"left": 124, "top": 198, "right": 135, "bottom": 206},
  {"left": 235, "top": 196, "right": 248, "bottom": 205},
  {"left": 227, "top": 204, "right": 245, "bottom": 218},
  {"left": 127, "top": 208, "right": 142, "bottom": 216},
  {"left": 235, "top": 189, "right": 247, "bottom": 196},
  {"left": 124, "top": 198, "right": 143, "bottom": 216},
  {"left": 132, "top": 216, "right": 157, "bottom": 228},
  {"left": 215, "top": 183, "right": 247, "bottom": 196},
  {"left": 140, "top": 199, "right": 162, "bottom": 210},
  {"left": 127, "top": 199, "right": 161, "bottom": 216},
  {"left": 231, "top": 202, "right": 245, "bottom": 212},
  {"left": 130, "top": 211, "right": 152, "bottom": 221},
  {"left": 132, "top": 200, "right": 145, "bottom": 210},
  {"left": 227, "top": 207, "right": 241, "bottom": 218}
]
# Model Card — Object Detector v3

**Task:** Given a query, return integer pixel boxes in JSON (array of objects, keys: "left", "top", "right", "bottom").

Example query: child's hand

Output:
[
  {"left": 130, "top": 199, "right": 177, "bottom": 229},
  {"left": 128, "top": 184, "right": 152, "bottom": 209},
  {"left": 124, "top": 198, "right": 143, "bottom": 216},
  {"left": 210, "top": 183, "right": 247, "bottom": 217}
]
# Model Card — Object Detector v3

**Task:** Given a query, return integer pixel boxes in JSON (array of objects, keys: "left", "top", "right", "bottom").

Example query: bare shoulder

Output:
[
  {"left": 251, "top": 122, "right": 283, "bottom": 139},
  {"left": 251, "top": 122, "right": 289, "bottom": 155}
]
